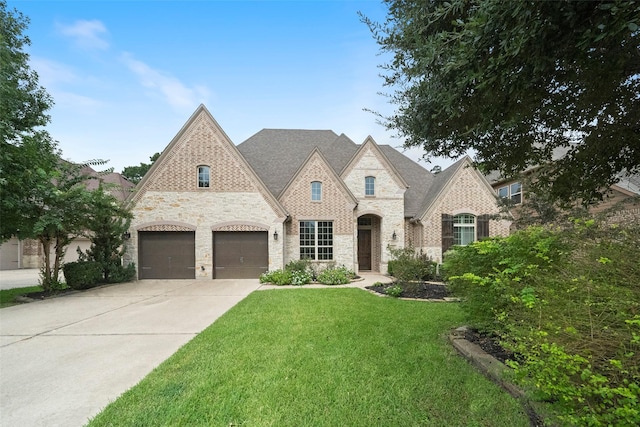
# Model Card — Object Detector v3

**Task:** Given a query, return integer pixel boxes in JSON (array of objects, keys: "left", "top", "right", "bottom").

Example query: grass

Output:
[
  {"left": 87, "top": 289, "right": 530, "bottom": 427},
  {"left": 0, "top": 286, "right": 42, "bottom": 308}
]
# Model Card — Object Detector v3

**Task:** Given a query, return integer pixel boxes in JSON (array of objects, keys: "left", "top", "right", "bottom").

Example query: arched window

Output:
[
  {"left": 198, "top": 166, "right": 210, "bottom": 188},
  {"left": 311, "top": 181, "right": 322, "bottom": 201},
  {"left": 365, "top": 176, "right": 375, "bottom": 196},
  {"left": 453, "top": 214, "right": 475, "bottom": 246}
]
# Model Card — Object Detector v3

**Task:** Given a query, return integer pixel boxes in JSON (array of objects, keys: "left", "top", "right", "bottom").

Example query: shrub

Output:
[
  {"left": 444, "top": 220, "right": 640, "bottom": 425},
  {"left": 259, "top": 269, "right": 292, "bottom": 286},
  {"left": 387, "top": 260, "right": 396, "bottom": 276},
  {"left": 63, "top": 261, "right": 103, "bottom": 290},
  {"left": 289, "top": 270, "right": 312, "bottom": 286},
  {"left": 108, "top": 263, "right": 136, "bottom": 283},
  {"left": 317, "top": 265, "right": 355, "bottom": 285},
  {"left": 388, "top": 247, "right": 436, "bottom": 282},
  {"left": 385, "top": 284, "right": 403, "bottom": 298}
]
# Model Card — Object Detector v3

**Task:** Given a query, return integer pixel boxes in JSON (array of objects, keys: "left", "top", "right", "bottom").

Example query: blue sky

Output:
[{"left": 11, "top": 0, "right": 452, "bottom": 173}]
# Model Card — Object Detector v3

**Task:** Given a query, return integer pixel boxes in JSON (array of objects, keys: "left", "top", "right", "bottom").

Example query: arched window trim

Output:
[
  {"left": 453, "top": 213, "right": 475, "bottom": 246},
  {"left": 365, "top": 176, "right": 375, "bottom": 196}
]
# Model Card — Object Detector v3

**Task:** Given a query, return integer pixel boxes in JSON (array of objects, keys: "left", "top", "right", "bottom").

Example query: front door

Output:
[{"left": 358, "top": 229, "right": 372, "bottom": 271}]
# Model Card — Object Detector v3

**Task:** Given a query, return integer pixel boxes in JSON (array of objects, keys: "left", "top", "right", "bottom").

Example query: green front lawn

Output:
[
  {"left": 88, "top": 289, "right": 529, "bottom": 426},
  {"left": 0, "top": 286, "right": 42, "bottom": 308}
]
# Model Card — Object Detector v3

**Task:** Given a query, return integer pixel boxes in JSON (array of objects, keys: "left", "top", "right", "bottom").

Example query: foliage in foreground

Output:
[
  {"left": 387, "top": 246, "right": 437, "bottom": 282},
  {"left": 88, "top": 289, "right": 529, "bottom": 426},
  {"left": 362, "top": 0, "right": 640, "bottom": 205},
  {"left": 444, "top": 220, "right": 640, "bottom": 426},
  {"left": 260, "top": 260, "right": 356, "bottom": 286}
]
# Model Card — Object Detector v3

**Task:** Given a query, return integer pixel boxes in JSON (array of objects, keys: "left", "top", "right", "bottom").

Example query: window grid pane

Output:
[
  {"left": 453, "top": 214, "right": 475, "bottom": 246},
  {"left": 365, "top": 176, "right": 375, "bottom": 196},
  {"left": 198, "top": 166, "right": 210, "bottom": 188},
  {"left": 299, "top": 220, "right": 333, "bottom": 261},
  {"left": 311, "top": 181, "right": 322, "bottom": 201}
]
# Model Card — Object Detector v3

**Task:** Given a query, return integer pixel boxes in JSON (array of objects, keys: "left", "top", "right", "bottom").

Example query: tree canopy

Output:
[
  {"left": 121, "top": 152, "right": 161, "bottom": 184},
  {"left": 0, "top": 0, "right": 52, "bottom": 143},
  {"left": 1, "top": 0, "right": 58, "bottom": 241},
  {"left": 363, "top": 0, "right": 640, "bottom": 204}
]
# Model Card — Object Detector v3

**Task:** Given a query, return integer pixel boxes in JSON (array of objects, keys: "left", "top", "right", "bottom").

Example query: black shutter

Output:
[
  {"left": 442, "top": 214, "right": 454, "bottom": 254},
  {"left": 477, "top": 215, "right": 490, "bottom": 240}
]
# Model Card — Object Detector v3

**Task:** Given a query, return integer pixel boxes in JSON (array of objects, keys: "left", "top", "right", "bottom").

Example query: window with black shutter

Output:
[
  {"left": 442, "top": 214, "right": 454, "bottom": 254},
  {"left": 477, "top": 215, "right": 490, "bottom": 239}
]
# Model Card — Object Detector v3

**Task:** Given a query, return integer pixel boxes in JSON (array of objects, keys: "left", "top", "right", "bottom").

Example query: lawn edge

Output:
[{"left": 449, "top": 326, "right": 547, "bottom": 427}]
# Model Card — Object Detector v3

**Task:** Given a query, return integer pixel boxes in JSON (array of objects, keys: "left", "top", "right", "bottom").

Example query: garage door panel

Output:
[
  {"left": 0, "top": 238, "right": 20, "bottom": 270},
  {"left": 213, "top": 232, "right": 268, "bottom": 279},
  {"left": 138, "top": 232, "right": 195, "bottom": 279}
]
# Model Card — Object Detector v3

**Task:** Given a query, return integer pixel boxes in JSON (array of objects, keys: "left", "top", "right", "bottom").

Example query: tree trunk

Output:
[{"left": 39, "top": 236, "right": 53, "bottom": 292}]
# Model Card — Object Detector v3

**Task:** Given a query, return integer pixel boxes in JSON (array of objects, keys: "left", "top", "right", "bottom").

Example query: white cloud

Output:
[
  {"left": 30, "top": 57, "right": 78, "bottom": 87},
  {"left": 120, "top": 52, "right": 210, "bottom": 110},
  {"left": 57, "top": 19, "right": 109, "bottom": 50}
]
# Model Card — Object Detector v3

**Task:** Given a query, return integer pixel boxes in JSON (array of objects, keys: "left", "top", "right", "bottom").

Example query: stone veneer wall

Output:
[
  {"left": 343, "top": 145, "right": 406, "bottom": 273},
  {"left": 127, "top": 191, "right": 284, "bottom": 278},
  {"left": 421, "top": 165, "right": 511, "bottom": 263}
]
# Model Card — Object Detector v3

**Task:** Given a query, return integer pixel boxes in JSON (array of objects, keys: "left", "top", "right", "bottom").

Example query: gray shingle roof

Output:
[
  {"left": 377, "top": 145, "right": 435, "bottom": 217},
  {"left": 237, "top": 129, "right": 438, "bottom": 217},
  {"left": 237, "top": 129, "right": 358, "bottom": 198}
]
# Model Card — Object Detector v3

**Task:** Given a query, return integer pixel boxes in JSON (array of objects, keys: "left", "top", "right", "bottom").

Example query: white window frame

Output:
[
  {"left": 365, "top": 176, "right": 375, "bottom": 196},
  {"left": 497, "top": 182, "right": 522, "bottom": 204},
  {"left": 198, "top": 165, "right": 210, "bottom": 188},
  {"left": 299, "top": 220, "right": 333, "bottom": 260},
  {"left": 311, "top": 181, "right": 322, "bottom": 201},
  {"left": 453, "top": 214, "right": 476, "bottom": 246}
]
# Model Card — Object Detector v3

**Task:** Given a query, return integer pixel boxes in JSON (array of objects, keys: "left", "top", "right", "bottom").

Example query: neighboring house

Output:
[
  {"left": 126, "top": 105, "right": 510, "bottom": 280},
  {"left": 0, "top": 168, "right": 134, "bottom": 270},
  {"left": 488, "top": 168, "right": 640, "bottom": 225}
]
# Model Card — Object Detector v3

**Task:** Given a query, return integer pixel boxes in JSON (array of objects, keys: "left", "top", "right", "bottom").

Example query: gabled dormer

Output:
[{"left": 340, "top": 136, "right": 409, "bottom": 200}]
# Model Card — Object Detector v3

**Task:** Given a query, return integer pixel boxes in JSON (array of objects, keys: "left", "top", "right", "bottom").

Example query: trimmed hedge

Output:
[{"left": 63, "top": 261, "right": 103, "bottom": 290}]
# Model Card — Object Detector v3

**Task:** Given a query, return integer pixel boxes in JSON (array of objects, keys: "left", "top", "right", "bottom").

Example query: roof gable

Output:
[
  {"left": 340, "top": 136, "right": 409, "bottom": 190},
  {"left": 417, "top": 156, "right": 497, "bottom": 219},
  {"left": 377, "top": 145, "right": 435, "bottom": 217},
  {"left": 129, "top": 105, "right": 287, "bottom": 217},
  {"left": 279, "top": 147, "right": 358, "bottom": 207},
  {"left": 237, "top": 129, "right": 358, "bottom": 197}
]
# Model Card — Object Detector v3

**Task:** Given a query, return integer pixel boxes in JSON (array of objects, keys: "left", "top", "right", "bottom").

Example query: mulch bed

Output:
[
  {"left": 22, "top": 288, "right": 76, "bottom": 300},
  {"left": 366, "top": 282, "right": 515, "bottom": 364},
  {"left": 463, "top": 329, "right": 515, "bottom": 364},
  {"left": 365, "top": 282, "right": 451, "bottom": 299}
]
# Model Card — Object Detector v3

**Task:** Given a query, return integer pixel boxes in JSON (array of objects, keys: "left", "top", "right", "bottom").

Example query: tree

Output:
[
  {"left": 79, "top": 182, "right": 133, "bottom": 283},
  {"left": 363, "top": 0, "right": 640, "bottom": 204},
  {"left": 0, "top": 0, "right": 52, "bottom": 143},
  {"left": 0, "top": 0, "right": 57, "bottom": 241},
  {"left": 31, "top": 161, "right": 97, "bottom": 291},
  {"left": 121, "top": 152, "right": 161, "bottom": 184}
]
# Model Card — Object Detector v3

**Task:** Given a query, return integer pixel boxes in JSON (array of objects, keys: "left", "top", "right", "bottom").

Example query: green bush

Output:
[
  {"left": 261, "top": 263, "right": 355, "bottom": 286},
  {"left": 63, "top": 261, "right": 103, "bottom": 290},
  {"left": 317, "top": 265, "right": 355, "bottom": 285},
  {"left": 387, "top": 260, "right": 396, "bottom": 276},
  {"left": 108, "top": 263, "right": 136, "bottom": 283},
  {"left": 259, "top": 269, "right": 292, "bottom": 286},
  {"left": 385, "top": 284, "right": 403, "bottom": 298},
  {"left": 444, "top": 220, "right": 640, "bottom": 425},
  {"left": 388, "top": 247, "right": 436, "bottom": 282}
]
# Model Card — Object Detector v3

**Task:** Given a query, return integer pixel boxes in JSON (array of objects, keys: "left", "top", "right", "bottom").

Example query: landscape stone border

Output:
[{"left": 449, "top": 326, "right": 547, "bottom": 427}]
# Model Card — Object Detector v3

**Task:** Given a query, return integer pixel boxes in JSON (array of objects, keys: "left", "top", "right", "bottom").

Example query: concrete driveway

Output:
[
  {"left": 0, "top": 278, "right": 261, "bottom": 427},
  {"left": 0, "top": 268, "right": 41, "bottom": 290}
]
